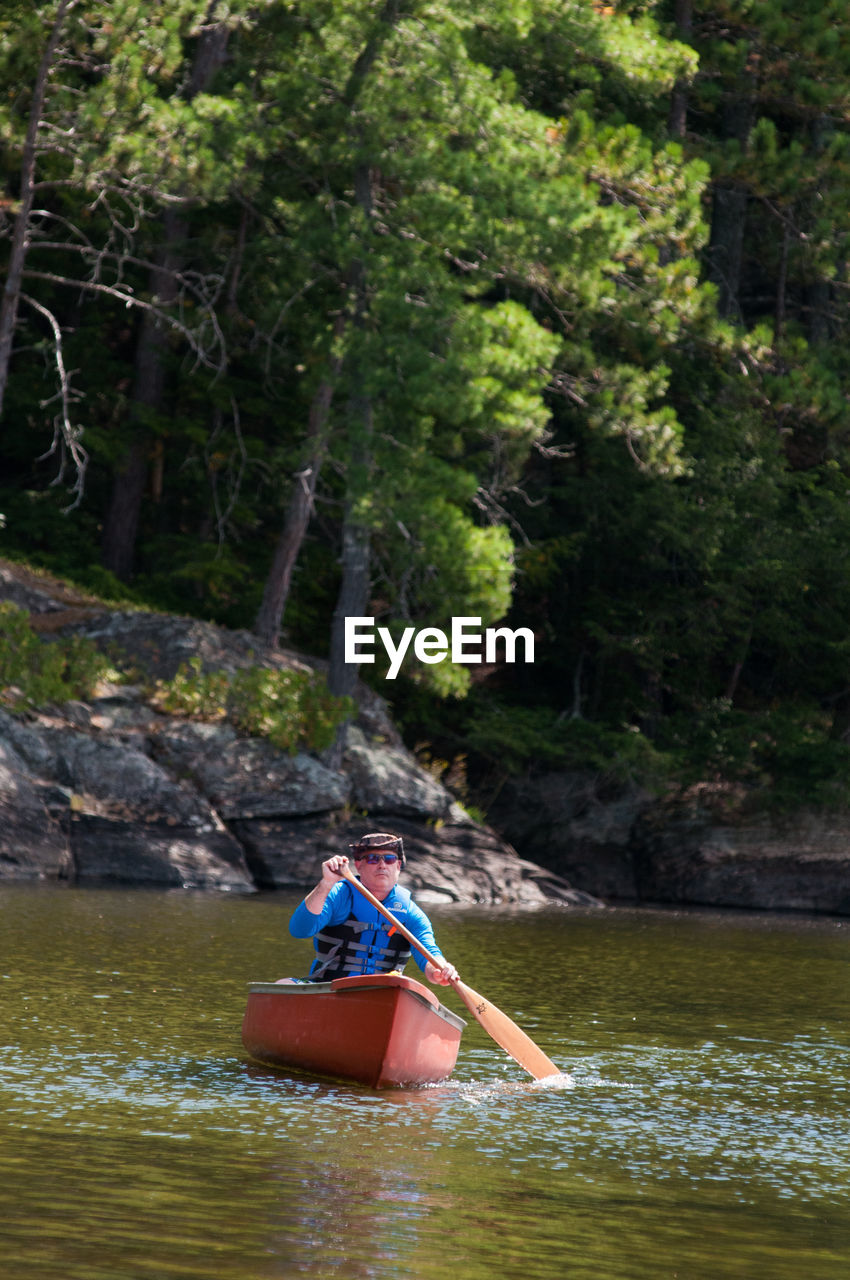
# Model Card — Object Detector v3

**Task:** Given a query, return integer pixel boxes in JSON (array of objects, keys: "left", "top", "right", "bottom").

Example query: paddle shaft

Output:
[{"left": 340, "top": 866, "right": 559, "bottom": 1080}]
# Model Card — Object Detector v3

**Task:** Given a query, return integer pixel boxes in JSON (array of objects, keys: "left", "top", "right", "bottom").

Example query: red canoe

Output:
[{"left": 241, "top": 972, "right": 467, "bottom": 1088}]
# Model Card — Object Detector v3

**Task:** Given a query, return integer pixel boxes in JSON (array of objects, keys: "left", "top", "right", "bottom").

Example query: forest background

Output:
[{"left": 3, "top": 0, "right": 850, "bottom": 821}]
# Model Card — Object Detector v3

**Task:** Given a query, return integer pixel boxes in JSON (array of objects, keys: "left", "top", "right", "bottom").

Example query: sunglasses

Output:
[{"left": 357, "top": 853, "right": 400, "bottom": 865}]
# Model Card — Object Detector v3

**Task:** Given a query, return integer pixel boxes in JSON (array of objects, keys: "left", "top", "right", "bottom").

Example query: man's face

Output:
[{"left": 354, "top": 852, "right": 402, "bottom": 901}]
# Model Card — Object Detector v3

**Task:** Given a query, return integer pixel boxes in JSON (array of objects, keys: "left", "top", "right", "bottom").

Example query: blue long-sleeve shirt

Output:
[{"left": 289, "top": 881, "right": 441, "bottom": 978}]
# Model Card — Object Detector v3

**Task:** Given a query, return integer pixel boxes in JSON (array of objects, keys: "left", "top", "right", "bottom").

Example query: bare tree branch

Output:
[
  {"left": 24, "top": 230, "right": 227, "bottom": 320},
  {"left": 21, "top": 268, "right": 226, "bottom": 372},
  {"left": 20, "top": 291, "right": 88, "bottom": 510},
  {"left": 473, "top": 486, "right": 532, "bottom": 547},
  {"left": 205, "top": 395, "right": 249, "bottom": 551}
]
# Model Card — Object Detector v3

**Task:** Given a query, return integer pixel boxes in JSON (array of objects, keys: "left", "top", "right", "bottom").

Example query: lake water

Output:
[{"left": 1, "top": 883, "right": 847, "bottom": 1279}]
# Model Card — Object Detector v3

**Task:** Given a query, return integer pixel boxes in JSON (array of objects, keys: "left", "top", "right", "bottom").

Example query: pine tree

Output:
[{"left": 0, "top": 1, "right": 253, "bottom": 517}]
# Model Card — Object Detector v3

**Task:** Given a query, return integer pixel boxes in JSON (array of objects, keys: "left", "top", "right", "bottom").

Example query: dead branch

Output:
[
  {"left": 472, "top": 486, "right": 532, "bottom": 547},
  {"left": 206, "top": 395, "right": 249, "bottom": 550},
  {"left": 21, "top": 268, "right": 226, "bottom": 372},
  {"left": 20, "top": 291, "right": 88, "bottom": 510}
]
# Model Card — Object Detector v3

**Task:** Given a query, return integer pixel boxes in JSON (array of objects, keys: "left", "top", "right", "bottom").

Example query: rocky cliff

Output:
[
  {"left": 488, "top": 771, "right": 850, "bottom": 917},
  {"left": 0, "top": 562, "right": 595, "bottom": 907},
  {"left": 6, "top": 561, "right": 846, "bottom": 916}
]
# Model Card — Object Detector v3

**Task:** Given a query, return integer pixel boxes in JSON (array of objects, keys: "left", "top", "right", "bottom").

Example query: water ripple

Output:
[{"left": 2, "top": 885, "right": 849, "bottom": 1280}]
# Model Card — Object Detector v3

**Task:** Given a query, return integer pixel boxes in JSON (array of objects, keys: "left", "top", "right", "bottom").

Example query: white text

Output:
[{"left": 344, "top": 616, "right": 535, "bottom": 679}]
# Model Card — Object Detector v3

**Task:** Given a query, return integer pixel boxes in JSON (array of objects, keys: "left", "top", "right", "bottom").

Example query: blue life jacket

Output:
[{"left": 310, "top": 885, "right": 413, "bottom": 981}]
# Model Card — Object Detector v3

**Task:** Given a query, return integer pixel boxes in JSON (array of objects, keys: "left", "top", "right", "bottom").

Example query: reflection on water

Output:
[{"left": 0, "top": 884, "right": 848, "bottom": 1279}]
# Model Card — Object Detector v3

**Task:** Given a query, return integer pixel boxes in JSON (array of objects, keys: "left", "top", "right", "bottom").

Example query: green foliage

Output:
[
  {"left": 0, "top": 604, "right": 109, "bottom": 709},
  {"left": 466, "top": 0, "right": 697, "bottom": 120},
  {"left": 0, "top": 491, "right": 142, "bottom": 607},
  {"left": 463, "top": 699, "right": 673, "bottom": 783},
  {"left": 153, "top": 657, "right": 354, "bottom": 754},
  {"left": 396, "top": 681, "right": 850, "bottom": 817},
  {"left": 660, "top": 701, "right": 850, "bottom": 812},
  {"left": 4, "top": 0, "right": 850, "bottom": 818}
]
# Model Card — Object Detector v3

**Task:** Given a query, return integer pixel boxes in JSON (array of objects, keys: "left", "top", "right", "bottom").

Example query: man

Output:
[{"left": 288, "top": 832, "right": 458, "bottom": 985}]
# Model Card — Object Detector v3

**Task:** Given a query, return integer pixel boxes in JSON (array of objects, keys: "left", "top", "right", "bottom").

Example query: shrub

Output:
[
  {"left": 0, "top": 603, "right": 109, "bottom": 709},
  {"left": 153, "top": 657, "right": 353, "bottom": 754}
]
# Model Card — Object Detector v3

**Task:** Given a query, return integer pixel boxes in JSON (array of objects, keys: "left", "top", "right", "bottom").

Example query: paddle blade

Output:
[{"left": 452, "top": 978, "right": 559, "bottom": 1081}]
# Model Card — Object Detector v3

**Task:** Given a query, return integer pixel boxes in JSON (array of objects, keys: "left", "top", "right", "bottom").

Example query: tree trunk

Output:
[
  {"left": 708, "top": 185, "right": 748, "bottom": 319},
  {"left": 253, "top": 320, "right": 345, "bottom": 647},
  {"left": 296, "top": 5, "right": 405, "bottom": 687},
  {"left": 707, "top": 87, "right": 755, "bottom": 320},
  {"left": 188, "top": 6, "right": 231, "bottom": 96},
  {"left": 0, "top": 0, "right": 75, "bottom": 420},
  {"left": 327, "top": 155, "right": 375, "bottom": 697},
  {"left": 341, "top": 0, "right": 403, "bottom": 107},
  {"left": 327, "top": 313, "right": 375, "bottom": 697},
  {"left": 773, "top": 217, "right": 791, "bottom": 344},
  {"left": 101, "top": 209, "right": 183, "bottom": 579},
  {"left": 829, "top": 690, "right": 850, "bottom": 743},
  {"left": 806, "top": 279, "right": 832, "bottom": 346},
  {"left": 328, "top": 456, "right": 373, "bottom": 699},
  {"left": 668, "top": 0, "right": 693, "bottom": 139},
  {"left": 806, "top": 116, "right": 835, "bottom": 345},
  {"left": 725, "top": 622, "right": 752, "bottom": 705},
  {"left": 100, "top": 16, "right": 230, "bottom": 580},
  {"left": 226, "top": 203, "right": 250, "bottom": 315}
]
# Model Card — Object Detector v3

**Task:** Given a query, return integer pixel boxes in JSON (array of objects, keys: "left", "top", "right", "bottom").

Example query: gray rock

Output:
[
  {"left": 487, "top": 770, "right": 647, "bottom": 900},
  {"left": 0, "top": 740, "right": 69, "bottom": 878},
  {"left": 153, "top": 722, "right": 350, "bottom": 819},
  {"left": 228, "top": 814, "right": 349, "bottom": 889},
  {"left": 70, "top": 813, "right": 253, "bottom": 891},
  {"left": 488, "top": 770, "right": 850, "bottom": 917},
  {"left": 54, "top": 731, "right": 212, "bottom": 825},
  {"left": 230, "top": 807, "right": 595, "bottom": 906},
  {"left": 64, "top": 608, "right": 311, "bottom": 684},
  {"left": 384, "top": 810, "right": 600, "bottom": 906},
  {"left": 0, "top": 707, "right": 61, "bottom": 776},
  {"left": 633, "top": 792, "right": 850, "bottom": 914},
  {"left": 0, "top": 564, "right": 79, "bottom": 616},
  {"left": 0, "top": 711, "right": 254, "bottom": 891},
  {"left": 341, "top": 725, "right": 453, "bottom": 819}
]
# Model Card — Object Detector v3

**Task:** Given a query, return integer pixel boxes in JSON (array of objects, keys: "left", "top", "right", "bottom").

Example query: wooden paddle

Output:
[{"left": 341, "top": 865, "right": 559, "bottom": 1081}]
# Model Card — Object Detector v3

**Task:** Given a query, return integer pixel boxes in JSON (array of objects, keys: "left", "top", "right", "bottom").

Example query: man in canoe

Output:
[{"left": 288, "top": 832, "right": 459, "bottom": 985}]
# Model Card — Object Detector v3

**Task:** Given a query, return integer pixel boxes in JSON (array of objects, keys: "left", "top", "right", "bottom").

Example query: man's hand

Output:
[
  {"left": 425, "top": 958, "right": 459, "bottom": 986},
  {"left": 303, "top": 855, "right": 350, "bottom": 914},
  {"left": 321, "top": 854, "right": 349, "bottom": 887}
]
